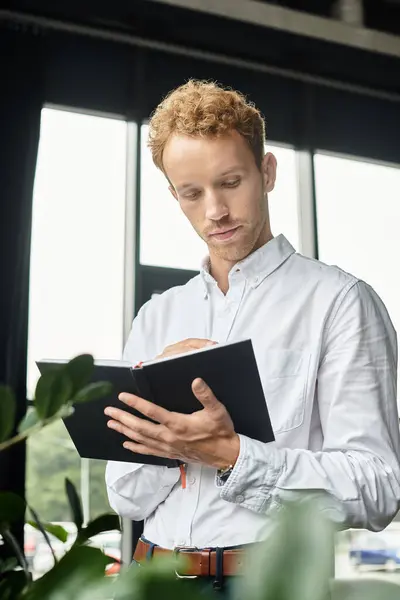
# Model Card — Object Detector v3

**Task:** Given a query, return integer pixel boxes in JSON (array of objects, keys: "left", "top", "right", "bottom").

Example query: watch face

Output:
[
  {"left": 219, "top": 467, "right": 233, "bottom": 480},
  {"left": 216, "top": 469, "right": 232, "bottom": 487}
]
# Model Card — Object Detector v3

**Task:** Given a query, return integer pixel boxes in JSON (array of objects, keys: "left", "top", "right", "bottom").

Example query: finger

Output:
[
  {"left": 158, "top": 339, "right": 217, "bottom": 360},
  {"left": 161, "top": 344, "right": 184, "bottom": 357},
  {"left": 125, "top": 429, "right": 170, "bottom": 450},
  {"left": 107, "top": 419, "right": 155, "bottom": 443},
  {"left": 185, "top": 339, "right": 217, "bottom": 349},
  {"left": 104, "top": 392, "right": 143, "bottom": 414},
  {"left": 122, "top": 440, "right": 180, "bottom": 460},
  {"left": 104, "top": 406, "right": 147, "bottom": 429},
  {"left": 105, "top": 407, "right": 167, "bottom": 442},
  {"left": 118, "top": 393, "right": 172, "bottom": 426},
  {"left": 107, "top": 419, "right": 170, "bottom": 450},
  {"left": 110, "top": 424, "right": 176, "bottom": 455},
  {"left": 163, "top": 339, "right": 216, "bottom": 354},
  {"left": 191, "top": 378, "right": 220, "bottom": 410}
]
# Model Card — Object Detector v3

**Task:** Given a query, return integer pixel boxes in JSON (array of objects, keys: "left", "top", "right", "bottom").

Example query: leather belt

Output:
[{"left": 134, "top": 538, "right": 246, "bottom": 577}]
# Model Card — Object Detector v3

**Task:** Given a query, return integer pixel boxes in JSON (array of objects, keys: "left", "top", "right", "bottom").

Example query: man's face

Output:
[{"left": 163, "top": 130, "right": 277, "bottom": 264}]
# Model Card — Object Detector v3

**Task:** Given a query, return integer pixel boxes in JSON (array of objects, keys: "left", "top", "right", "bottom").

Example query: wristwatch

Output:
[{"left": 216, "top": 464, "right": 234, "bottom": 486}]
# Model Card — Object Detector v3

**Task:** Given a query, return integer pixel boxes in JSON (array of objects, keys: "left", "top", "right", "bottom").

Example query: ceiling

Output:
[
  {"left": 2, "top": 0, "right": 400, "bottom": 97},
  {"left": 4, "top": 0, "right": 400, "bottom": 36},
  {"left": 256, "top": 0, "right": 400, "bottom": 35}
]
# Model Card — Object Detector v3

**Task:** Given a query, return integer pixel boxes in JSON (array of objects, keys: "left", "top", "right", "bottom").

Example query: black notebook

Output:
[{"left": 36, "top": 339, "right": 274, "bottom": 467}]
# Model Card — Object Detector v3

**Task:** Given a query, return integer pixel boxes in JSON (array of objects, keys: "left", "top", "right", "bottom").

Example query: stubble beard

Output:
[
  {"left": 197, "top": 192, "right": 269, "bottom": 263},
  {"left": 205, "top": 216, "right": 268, "bottom": 263}
]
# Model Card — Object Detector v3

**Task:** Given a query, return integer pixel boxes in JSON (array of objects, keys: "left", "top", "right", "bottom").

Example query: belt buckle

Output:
[{"left": 173, "top": 545, "right": 198, "bottom": 579}]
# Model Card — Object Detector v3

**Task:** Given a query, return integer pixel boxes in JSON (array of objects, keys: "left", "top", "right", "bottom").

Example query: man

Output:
[{"left": 105, "top": 80, "right": 400, "bottom": 594}]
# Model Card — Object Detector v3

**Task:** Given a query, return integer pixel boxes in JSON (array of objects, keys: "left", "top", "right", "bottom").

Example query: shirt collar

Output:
[{"left": 200, "top": 234, "right": 296, "bottom": 296}]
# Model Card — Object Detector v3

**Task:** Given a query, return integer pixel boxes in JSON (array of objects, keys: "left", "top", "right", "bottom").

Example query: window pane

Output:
[
  {"left": 140, "top": 125, "right": 300, "bottom": 269},
  {"left": 26, "top": 420, "right": 80, "bottom": 578},
  {"left": 26, "top": 107, "right": 127, "bottom": 577},
  {"left": 267, "top": 144, "right": 300, "bottom": 252},
  {"left": 315, "top": 152, "right": 400, "bottom": 404},
  {"left": 140, "top": 124, "right": 207, "bottom": 270},
  {"left": 335, "top": 524, "right": 400, "bottom": 582},
  {"left": 27, "top": 108, "right": 127, "bottom": 395},
  {"left": 315, "top": 152, "right": 400, "bottom": 582}
]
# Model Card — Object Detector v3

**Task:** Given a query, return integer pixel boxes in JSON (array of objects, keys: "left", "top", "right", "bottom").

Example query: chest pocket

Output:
[{"left": 260, "top": 349, "right": 310, "bottom": 435}]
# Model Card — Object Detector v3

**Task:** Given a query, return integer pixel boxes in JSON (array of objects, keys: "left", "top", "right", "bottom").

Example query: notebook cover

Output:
[
  {"left": 36, "top": 361, "right": 177, "bottom": 466},
  {"left": 134, "top": 339, "right": 274, "bottom": 444},
  {"left": 37, "top": 339, "right": 273, "bottom": 466}
]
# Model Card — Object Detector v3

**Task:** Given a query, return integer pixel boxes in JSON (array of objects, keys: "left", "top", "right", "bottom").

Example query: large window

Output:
[
  {"left": 140, "top": 124, "right": 300, "bottom": 270},
  {"left": 315, "top": 151, "right": 400, "bottom": 583},
  {"left": 25, "top": 114, "right": 400, "bottom": 582},
  {"left": 267, "top": 143, "right": 300, "bottom": 252},
  {"left": 315, "top": 151, "right": 400, "bottom": 404},
  {"left": 26, "top": 107, "right": 127, "bottom": 576},
  {"left": 140, "top": 123, "right": 207, "bottom": 270},
  {"left": 27, "top": 108, "right": 127, "bottom": 395}
]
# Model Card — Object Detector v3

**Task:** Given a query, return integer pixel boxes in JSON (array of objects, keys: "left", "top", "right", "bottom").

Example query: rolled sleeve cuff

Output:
[
  {"left": 218, "top": 434, "right": 284, "bottom": 513},
  {"left": 106, "top": 461, "right": 180, "bottom": 495}
]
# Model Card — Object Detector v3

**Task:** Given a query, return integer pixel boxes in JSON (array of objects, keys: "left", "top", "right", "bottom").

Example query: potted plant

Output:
[{"left": 0, "top": 355, "right": 399, "bottom": 600}]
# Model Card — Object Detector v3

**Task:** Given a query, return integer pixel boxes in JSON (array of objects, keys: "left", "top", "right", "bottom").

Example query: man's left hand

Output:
[{"left": 104, "top": 378, "right": 240, "bottom": 469}]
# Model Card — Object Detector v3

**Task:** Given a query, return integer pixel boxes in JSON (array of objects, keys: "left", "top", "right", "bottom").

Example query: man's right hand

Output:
[{"left": 156, "top": 338, "right": 217, "bottom": 360}]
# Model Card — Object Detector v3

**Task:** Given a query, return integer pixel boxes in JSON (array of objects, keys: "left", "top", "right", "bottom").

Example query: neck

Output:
[{"left": 209, "top": 226, "right": 273, "bottom": 295}]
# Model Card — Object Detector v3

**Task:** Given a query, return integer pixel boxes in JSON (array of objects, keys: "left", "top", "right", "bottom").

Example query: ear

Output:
[
  {"left": 262, "top": 152, "right": 277, "bottom": 194},
  {"left": 168, "top": 184, "right": 178, "bottom": 201}
]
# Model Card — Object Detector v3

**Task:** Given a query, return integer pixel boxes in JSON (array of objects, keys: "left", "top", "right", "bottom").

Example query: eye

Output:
[
  {"left": 222, "top": 178, "right": 241, "bottom": 188},
  {"left": 182, "top": 190, "right": 201, "bottom": 200}
]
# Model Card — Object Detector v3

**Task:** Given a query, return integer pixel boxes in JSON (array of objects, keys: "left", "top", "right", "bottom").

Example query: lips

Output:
[{"left": 209, "top": 226, "right": 240, "bottom": 241}]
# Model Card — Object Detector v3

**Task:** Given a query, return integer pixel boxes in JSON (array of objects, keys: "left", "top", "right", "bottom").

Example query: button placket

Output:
[
  {"left": 217, "top": 281, "right": 245, "bottom": 342},
  {"left": 208, "top": 279, "right": 245, "bottom": 343},
  {"left": 173, "top": 464, "right": 201, "bottom": 548}
]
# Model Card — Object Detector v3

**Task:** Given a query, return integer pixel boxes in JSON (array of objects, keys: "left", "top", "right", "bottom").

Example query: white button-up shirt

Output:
[{"left": 106, "top": 235, "right": 400, "bottom": 549}]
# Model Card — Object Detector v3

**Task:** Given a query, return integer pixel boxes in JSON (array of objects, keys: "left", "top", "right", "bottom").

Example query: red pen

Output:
[{"left": 179, "top": 464, "right": 187, "bottom": 489}]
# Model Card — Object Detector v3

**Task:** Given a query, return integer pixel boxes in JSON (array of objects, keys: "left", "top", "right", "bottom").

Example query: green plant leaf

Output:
[
  {"left": 17, "top": 407, "right": 41, "bottom": 434},
  {"left": 65, "top": 478, "right": 83, "bottom": 531},
  {"left": 76, "top": 514, "right": 120, "bottom": 543},
  {"left": 54, "top": 404, "right": 75, "bottom": 418},
  {"left": 234, "top": 499, "right": 334, "bottom": 600},
  {"left": 0, "top": 527, "right": 31, "bottom": 582},
  {"left": 28, "top": 505, "right": 64, "bottom": 568},
  {"left": 0, "top": 570, "right": 27, "bottom": 600},
  {"left": 113, "top": 557, "right": 212, "bottom": 600},
  {"left": 0, "top": 492, "right": 25, "bottom": 525},
  {"left": 65, "top": 354, "right": 94, "bottom": 395},
  {"left": 27, "top": 518, "right": 68, "bottom": 544},
  {"left": 23, "top": 544, "right": 113, "bottom": 600},
  {"left": 0, "top": 385, "right": 16, "bottom": 443},
  {"left": 330, "top": 578, "right": 400, "bottom": 600},
  {"left": 34, "top": 368, "right": 73, "bottom": 419},
  {"left": 72, "top": 381, "right": 113, "bottom": 405},
  {"left": 16, "top": 405, "right": 73, "bottom": 440},
  {"left": 0, "top": 557, "right": 19, "bottom": 573},
  {"left": 0, "top": 405, "right": 75, "bottom": 453}
]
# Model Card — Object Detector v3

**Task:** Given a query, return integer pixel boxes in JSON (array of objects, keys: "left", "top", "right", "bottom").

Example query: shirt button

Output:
[
  {"left": 188, "top": 476, "right": 196, "bottom": 485},
  {"left": 236, "top": 494, "right": 245, "bottom": 503}
]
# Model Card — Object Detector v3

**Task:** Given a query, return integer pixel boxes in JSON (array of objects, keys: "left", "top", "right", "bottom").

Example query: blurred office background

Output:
[{"left": 1, "top": 0, "right": 399, "bottom": 582}]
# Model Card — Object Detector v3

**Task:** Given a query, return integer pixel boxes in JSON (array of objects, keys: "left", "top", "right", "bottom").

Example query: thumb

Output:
[{"left": 192, "top": 378, "right": 218, "bottom": 410}]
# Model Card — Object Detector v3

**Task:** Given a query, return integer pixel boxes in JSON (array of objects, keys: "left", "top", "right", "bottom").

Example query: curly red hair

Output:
[{"left": 148, "top": 79, "right": 266, "bottom": 174}]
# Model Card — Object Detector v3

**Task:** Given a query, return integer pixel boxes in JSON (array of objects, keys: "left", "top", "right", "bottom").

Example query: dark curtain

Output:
[{"left": 0, "top": 25, "right": 44, "bottom": 550}]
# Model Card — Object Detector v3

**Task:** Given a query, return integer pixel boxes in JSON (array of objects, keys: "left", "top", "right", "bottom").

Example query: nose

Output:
[{"left": 204, "top": 189, "right": 229, "bottom": 221}]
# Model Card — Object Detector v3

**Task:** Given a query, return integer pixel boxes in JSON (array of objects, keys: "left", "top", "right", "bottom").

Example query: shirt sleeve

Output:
[
  {"left": 219, "top": 281, "right": 400, "bottom": 531},
  {"left": 105, "top": 302, "right": 180, "bottom": 521}
]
